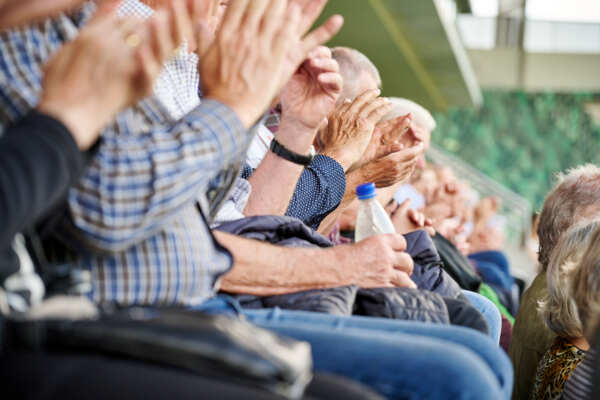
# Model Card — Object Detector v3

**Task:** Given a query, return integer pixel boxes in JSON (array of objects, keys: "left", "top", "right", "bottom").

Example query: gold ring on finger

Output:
[{"left": 125, "top": 33, "right": 142, "bottom": 49}]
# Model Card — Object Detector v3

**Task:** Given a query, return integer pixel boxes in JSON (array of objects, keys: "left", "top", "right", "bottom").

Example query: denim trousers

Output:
[
  {"left": 462, "top": 290, "right": 503, "bottom": 344},
  {"left": 194, "top": 297, "right": 513, "bottom": 399}
]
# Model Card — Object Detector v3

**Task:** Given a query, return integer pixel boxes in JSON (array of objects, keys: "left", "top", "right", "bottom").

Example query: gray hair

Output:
[
  {"left": 383, "top": 97, "right": 437, "bottom": 132},
  {"left": 537, "top": 164, "right": 600, "bottom": 270},
  {"left": 332, "top": 47, "right": 382, "bottom": 101},
  {"left": 538, "top": 219, "right": 600, "bottom": 338},
  {"left": 571, "top": 224, "right": 600, "bottom": 340}
]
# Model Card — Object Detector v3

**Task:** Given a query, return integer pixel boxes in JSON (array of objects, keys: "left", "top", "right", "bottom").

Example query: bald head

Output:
[{"left": 332, "top": 47, "right": 381, "bottom": 104}]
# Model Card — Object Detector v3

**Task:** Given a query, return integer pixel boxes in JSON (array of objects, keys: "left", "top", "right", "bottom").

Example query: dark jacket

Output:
[
  {"left": 404, "top": 230, "right": 462, "bottom": 299},
  {"left": 216, "top": 216, "right": 450, "bottom": 324},
  {"left": 0, "top": 111, "right": 87, "bottom": 284},
  {"left": 432, "top": 233, "right": 482, "bottom": 292}
]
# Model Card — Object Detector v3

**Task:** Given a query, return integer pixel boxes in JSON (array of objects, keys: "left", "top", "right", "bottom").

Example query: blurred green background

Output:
[{"left": 434, "top": 91, "right": 600, "bottom": 209}]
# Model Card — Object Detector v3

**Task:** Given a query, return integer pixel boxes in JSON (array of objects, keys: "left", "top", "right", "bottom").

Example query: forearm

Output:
[
  {"left": 68, "top": 99, "right": 247, "bottom": 253},
  {"left": 215, "top": 231, "right": 350, "bottom": 296},
  {"left": 244, "top": 117, "right": 316, "bottom": 217}
]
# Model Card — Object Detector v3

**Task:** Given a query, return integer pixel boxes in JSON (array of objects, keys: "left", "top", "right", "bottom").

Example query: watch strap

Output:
[{"left": 269, "top": 139, "right": 314, "bottom": 166}]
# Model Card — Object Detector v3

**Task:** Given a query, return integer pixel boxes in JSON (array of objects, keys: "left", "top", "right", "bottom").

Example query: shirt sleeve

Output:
[
  {"left": 0, "top": 111, "right": 85, "bottom": 250},
  {"left": 285, "top": 155, "right": 346, "bottom": 230},
  {"left": 67, "top": 99, "right": 247, "bottom": 253}
]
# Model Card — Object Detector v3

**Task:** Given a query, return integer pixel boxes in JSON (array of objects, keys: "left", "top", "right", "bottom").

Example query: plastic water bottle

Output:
[{"left": 354, "top": 182, "right": 396, "bottom": 242}]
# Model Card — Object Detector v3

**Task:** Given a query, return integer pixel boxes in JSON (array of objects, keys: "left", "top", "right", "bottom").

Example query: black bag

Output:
[
  {"left": 5, "top": 305, "right": 313, "bottom": 399},
  {"left": 432, "top": 234, "right": 482, "bottom": 292}
]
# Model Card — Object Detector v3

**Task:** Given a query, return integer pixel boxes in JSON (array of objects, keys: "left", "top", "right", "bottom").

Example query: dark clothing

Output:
[
  {"left": 242, "top": 154, "right": 346, "bottom": 230},
  {"left": 405, "top": 230, "right": 463, "bottom": 299},
  {"left": 0, "top": 111, "right": 87, "bottom": 286},
  {"left": 432, "top": 233, "right": 482, "bottom": 291},
  {"left": 0, "top": 350, "right": 383, "bottom": 400},
  {"left": 218, "top": 216, "right": 453, "bottom": 324}
]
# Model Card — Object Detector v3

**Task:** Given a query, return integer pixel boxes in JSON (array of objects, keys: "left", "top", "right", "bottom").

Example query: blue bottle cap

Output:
[{"left": 356, "top": 182, "right": 376, "bottom": 200}]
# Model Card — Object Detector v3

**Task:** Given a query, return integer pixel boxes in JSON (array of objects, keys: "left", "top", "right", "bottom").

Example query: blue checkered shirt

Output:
[{"left": 0, "top": 2, "right": 249, "bottom": 306}]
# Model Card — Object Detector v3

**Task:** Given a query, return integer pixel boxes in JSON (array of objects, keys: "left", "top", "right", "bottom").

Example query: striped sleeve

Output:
[{"left": 68, "top": 99, "right": 248, "bottom": 253}]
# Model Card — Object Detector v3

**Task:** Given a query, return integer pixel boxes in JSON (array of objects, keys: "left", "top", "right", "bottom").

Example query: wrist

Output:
[
  {"left": 37, "top": 100, "right": 99, "bottom": 150},
  {"left": 322, "top": 147, "right": 356, "bottom": 172},
  {"left": 204, "top": 92, "right": 261, "bottom": 130},
  {"left": 276, "top": 116, "right": 317, "bottom": 154}
]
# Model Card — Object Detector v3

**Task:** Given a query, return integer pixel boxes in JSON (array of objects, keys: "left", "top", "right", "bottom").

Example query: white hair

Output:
[
  {"left": 538, "top": 219, "right": 600, "bottom": 338},
  {"left": 383, "top": 97, "right": 437, "bottom": 132},
  {"left": 538, "top": 164, "right": 600, "bottom": 269},
  {"left": 331, "top": 47, "right": 382, "bottom": 101}
]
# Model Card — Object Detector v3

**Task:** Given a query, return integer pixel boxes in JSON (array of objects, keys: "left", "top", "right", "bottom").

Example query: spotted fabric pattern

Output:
[{"left": 531, "top": 337, "right": 585, "bottom": 400}]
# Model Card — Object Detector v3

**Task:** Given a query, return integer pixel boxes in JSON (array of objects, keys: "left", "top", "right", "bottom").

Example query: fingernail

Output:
[{"left": 375, "top": 89, "right": 381, "bottom": 95}]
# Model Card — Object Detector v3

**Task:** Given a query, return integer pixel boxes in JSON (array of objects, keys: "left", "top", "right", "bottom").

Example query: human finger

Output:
[
  {"left": 168, "top": 0, "right": 195, "bottom": 48},
  {"left": 307, "top": 45, "right": 332, "bottom": 59},
  {"left": 391, "top": 271, "right": 417, "bottom": 288},
  {"left": 219, "top": 0, "right": 250, "bottom": 39},
  {"left": 365, "top": 98, "right": 393, "bottom": 122},
  {"left": 241, "top": 0, "right": 269, "bottom": 35},
  {"left": 317, "top": 72, "right": 342, "bottom": 92},
  {"left": 385, "top": 199, "right": 399, "bottom": 215},
  {"left": 345, "top": 89, "right": 380, "bottom": 117},
  {"left": 292, "top": 0, "right": 327, "bottom": 35},
  {"left": 396, "top": 199, "right": 411, "bottom": 216},
  {"left": 309, "top": 57, "right": 339, "bottom": 73},
  {"left": 384, "top": 233, "right": 407, "bottom": 252},
  {"left": 261, "top": 0, "right": 288, "bottom": 38},
  {"left": 301, "top": 14, "right": 343, "bottom": 55},
  {"left": 393, "top": 252, "right": 414, "bottom": 275},
  {"left": 149, "top": 11, "right": 173, "bottom": 62}
]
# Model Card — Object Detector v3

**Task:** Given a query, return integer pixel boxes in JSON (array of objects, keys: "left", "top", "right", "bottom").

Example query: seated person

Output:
[
  {"left": 510, "top": 164, "right": 600, "bottom": 400},
  {"left": 532, "top": 219, "right": 600, "bottom": 399},
  {"left": 0, "top": 1, "right": 513, "bottom": 398},
  {"left": 561, "top": 222, "right": 600, "bottom": 400}
]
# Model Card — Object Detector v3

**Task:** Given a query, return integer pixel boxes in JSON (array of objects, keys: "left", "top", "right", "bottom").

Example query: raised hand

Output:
[
  {"left": 280, "top": 46, "right": 342, "bottom": 131},
  {"left": 386, "top": 199, "right": 436, "bottom": 236},
  {"left": 320, "top": 89, "right": 392, "bottom": 170},
  {"left": 354, "top": 142, "right": 424, "bottom": 188},
  {"left": 37, "top": 6, "right": 182, "bottom": 149},
  {"left": 200, "top": 0, "right": 343, "bottom": 129},
  {"left": 360, "top": 114, "right": 413, "bottom": 166}
]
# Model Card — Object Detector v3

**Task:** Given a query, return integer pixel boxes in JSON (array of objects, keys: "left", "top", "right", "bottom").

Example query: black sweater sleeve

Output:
[{"left": 0, "top": 111, "right": 86, "bottom": 250}]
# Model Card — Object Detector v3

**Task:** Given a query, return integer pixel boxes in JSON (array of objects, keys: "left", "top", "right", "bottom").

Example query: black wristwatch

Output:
[{"left": 269, "top": 138, "right": 315, "bottom": 166}]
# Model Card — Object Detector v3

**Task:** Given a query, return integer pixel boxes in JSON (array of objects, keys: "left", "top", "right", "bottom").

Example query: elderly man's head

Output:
[
  {"left": 538, "top": 164, "right": 600, "bottom": 270},
  {"left": 331, "top": 47, "right": 381, "bottom": 104}
]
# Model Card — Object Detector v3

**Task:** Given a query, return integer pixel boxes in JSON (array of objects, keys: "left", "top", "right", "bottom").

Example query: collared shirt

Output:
[{"left": 0, "top": 1, "right": 248, "bottom": 306}]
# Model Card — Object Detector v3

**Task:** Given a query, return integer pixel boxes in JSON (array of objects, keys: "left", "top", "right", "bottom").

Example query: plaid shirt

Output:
[{"left": 0, "top": 1, "right": 248, "bottom": 306}]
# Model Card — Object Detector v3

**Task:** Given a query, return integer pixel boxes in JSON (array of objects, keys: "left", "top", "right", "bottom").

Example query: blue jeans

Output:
[
  {"left": 462, "top": 290, "right": 502, "bottom": 344},
  {"left": 195, "top": 297, "right": 513, "bottom": 399}
]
